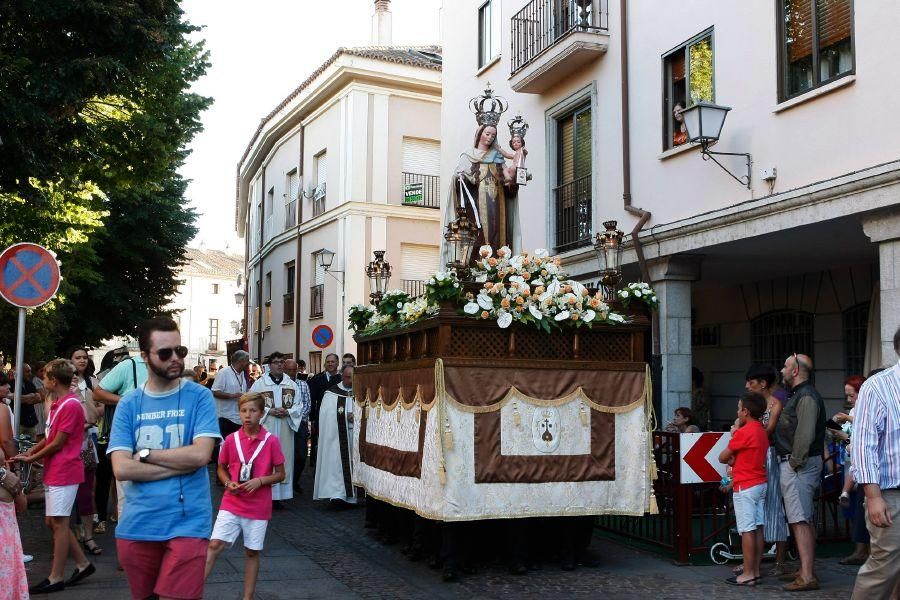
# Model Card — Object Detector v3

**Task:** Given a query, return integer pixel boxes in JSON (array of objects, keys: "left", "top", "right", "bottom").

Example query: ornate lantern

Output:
[
  {"left": 443, "top": 210, "right": 479, "bottom": 278},
  {"left": 365, "top": 250, "right": 392, "bottom": 305},
  {"left": 594, "top": 220, "right": 624, "bottom": 302}
]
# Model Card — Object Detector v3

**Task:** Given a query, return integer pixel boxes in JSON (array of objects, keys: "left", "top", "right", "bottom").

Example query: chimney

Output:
[{"left": 372, "top": 0, "right": 392, "bottom": 45}]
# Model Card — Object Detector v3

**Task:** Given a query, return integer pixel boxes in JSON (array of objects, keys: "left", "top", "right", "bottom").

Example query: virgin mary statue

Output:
[{"left": 442, "top": 87, "right": 520, "bottom": 266}]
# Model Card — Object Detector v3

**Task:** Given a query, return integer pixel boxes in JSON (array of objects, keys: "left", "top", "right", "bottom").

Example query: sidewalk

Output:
[{"left": 18, "top": 468, "right": 860, "bottom": 599}]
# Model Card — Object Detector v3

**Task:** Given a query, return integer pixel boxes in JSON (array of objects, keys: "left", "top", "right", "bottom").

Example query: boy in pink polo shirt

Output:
[
  {"left": 205, "top": 392, "right": 285, "bottom": 600},
  {"left": 15, "top": 359, "right": 95, "bottom": 593}
]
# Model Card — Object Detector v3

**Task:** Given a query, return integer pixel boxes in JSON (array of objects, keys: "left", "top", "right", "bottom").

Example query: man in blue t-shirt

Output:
[{"left": 108, "top": 317, "right": 220, "bottom": 600}]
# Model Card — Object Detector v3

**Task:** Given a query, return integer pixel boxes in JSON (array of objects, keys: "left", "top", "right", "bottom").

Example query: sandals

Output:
[
  {"left": 725, "top": 576, "right": 759, "bottom": 586},
  {"left": 82, "top": 538, "right": 102, "bottom": 555},
  {"left": 93, "top": 521, "right": 107, "bottom": 535}
]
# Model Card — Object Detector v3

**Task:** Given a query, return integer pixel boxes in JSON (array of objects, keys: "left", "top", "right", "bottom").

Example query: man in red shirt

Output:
[
  {"left": 15, "top": 358, "right": 95, "bottom": 593},
  {"left": 719, "top": 392, "right": 769, "bottom": 586}
]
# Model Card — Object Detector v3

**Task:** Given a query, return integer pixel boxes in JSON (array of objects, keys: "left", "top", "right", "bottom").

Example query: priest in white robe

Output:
[
  {"left": 313, "top": 364, "right": 357, "bottom": 504},
  {"left": 250, "top": 351, "right": 309, "bottom": 501}
]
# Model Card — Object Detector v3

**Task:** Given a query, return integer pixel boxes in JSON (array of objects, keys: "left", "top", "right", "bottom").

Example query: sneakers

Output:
[{"left": 782, "top": 577, "right": 820, "bottom": 592}]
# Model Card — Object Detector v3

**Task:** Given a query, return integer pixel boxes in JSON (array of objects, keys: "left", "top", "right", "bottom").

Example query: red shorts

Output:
[{"left": 117, "top": 537, "right": 208, "bottom": 599}]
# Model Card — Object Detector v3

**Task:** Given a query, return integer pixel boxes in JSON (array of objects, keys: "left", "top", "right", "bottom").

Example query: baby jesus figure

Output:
[{"left": 501, "top": 134, "right": 528, "bottom": 183}]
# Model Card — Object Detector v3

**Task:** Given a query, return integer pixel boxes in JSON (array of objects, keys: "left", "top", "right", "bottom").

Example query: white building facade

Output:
[
  {"left": 441, "top": 0, "right": 900, "bottom": 426},
  {"left": 169, "top": 247, "right": 245, "bottom": 369},
  {"left": 236, "top": 37, "right": 443, "bottom": 370}
]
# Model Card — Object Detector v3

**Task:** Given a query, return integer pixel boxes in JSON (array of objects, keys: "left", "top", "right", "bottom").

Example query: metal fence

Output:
[
  {"left": 554, "top": 174, "right": 592, "bottom": 252},
  {"left": 511, "top": 0, "right": 609, "bottom": 73},
  {"left": 402, "top": 172, "right": 440, "bottom": 209},
  {"left": 597, "top": 432, "right": 849, "bottom": 563},
  {"left": 402, "top": 279, "right": 427, "bottom": 298}
]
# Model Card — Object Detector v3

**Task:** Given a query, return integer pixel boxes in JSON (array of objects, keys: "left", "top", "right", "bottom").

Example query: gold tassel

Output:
[
  {"left": 513, "top": 404, "right": 521, "bottom": 427},
  {"left": 396, "top": 406, "right": 402, "bottom": 422},
  {"left": 438, "top": 464, "right": 447, "bottom": 485},
  {"left": 649, "top": 491, "right": 659, "bottom": 515},
  {"left": 377, "top": 403, "right": 382, "bottom": 418},
  {"left": 364, "top": 402, "right": 370, "bottom": 419},
  {"left": 415, "top": 405, "right": 420, "bottom": 424},
  {"left": 650, "top": 458, "right": 658, "bottom": 481},
  {"left": 580, "top": 404, "right": 588, "bottom": 427}
]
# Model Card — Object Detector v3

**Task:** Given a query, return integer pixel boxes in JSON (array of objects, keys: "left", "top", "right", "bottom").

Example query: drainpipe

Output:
[
  {"left": 257, "top": 168, "right": 265, "bottom": 363},
  {"left": 294, "top": 125, "right": 305, "bottom": 360},
  {"left": 620, "top": 0, "right": 661, "bottom": 413}
]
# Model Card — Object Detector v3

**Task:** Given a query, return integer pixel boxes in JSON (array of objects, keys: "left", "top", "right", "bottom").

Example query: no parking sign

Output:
[
  {"left": 0, "top": 243, "right": 62, "bottom": 434},
  {"left": 0, "top": 243, "right": 61, "bottom": 308},
  {"left": 312, "top": 324, "right": 334, "bottom": 349}
]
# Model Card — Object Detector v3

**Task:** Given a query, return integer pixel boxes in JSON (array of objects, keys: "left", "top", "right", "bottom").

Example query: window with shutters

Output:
[
  {"left": 778, "top": 0, "right": 853, "bottom": 101},
  {"left": 400, "top": 244, "right": 440, "bottom": 297},
  {"left": 310, "top": 252, "right": 325, "bottom": 318},
  {"left": 208, "top": 319, "right": 219, "bottom": 351},
  {"left": 663, "top": 29, "right": 714, "bottom": 150},
  {"left": 264, "top": 187, "right": 275, "bottom": 243},
  {"left": 478, "top": 0, "right": 501, "bottom": 69},
  {"left": 285, "top": 169, "right": 298, "bottom": 230},
  {"left": 842, "top": 302, "right": 868, "bottom": 376},
  {"left": 313, "top": 152, "right": 327, "bottom": 217},
  {"left": 554, "top": 104, "right": 592, "bottom": 252},
  {"left": 401, "top": 138, "right": 441, "bottom": 209},
  {"left": 283, "top": 261, "right": 295, "bottom": 324}
]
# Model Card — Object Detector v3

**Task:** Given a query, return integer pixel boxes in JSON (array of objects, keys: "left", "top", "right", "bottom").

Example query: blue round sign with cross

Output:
[
  {"left": 0, "top": 243, "right": 61, "bottom": 308},
  {"left": 312, "top": 324, "right": 334, "bottom": 349}
]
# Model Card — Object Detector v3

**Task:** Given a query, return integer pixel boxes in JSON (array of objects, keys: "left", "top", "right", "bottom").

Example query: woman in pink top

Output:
[
  {"left": 15, "top": 359, "right": 95, "bottom": 594},
  {"left": 205, "top": 392, "right": 285, "bottom": 600}
]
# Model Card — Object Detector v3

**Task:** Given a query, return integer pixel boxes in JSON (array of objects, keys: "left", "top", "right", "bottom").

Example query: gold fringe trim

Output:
[{"left": 356, "top": 385, "right": 437, "bottom": 412}]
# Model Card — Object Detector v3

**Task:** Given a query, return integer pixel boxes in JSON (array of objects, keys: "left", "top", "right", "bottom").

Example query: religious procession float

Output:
[{"left": 349, "top": 87, "right": 658, "bottom": 522}]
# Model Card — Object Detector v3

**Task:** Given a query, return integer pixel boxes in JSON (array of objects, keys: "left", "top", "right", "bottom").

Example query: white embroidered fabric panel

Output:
[
  {"left": 499, "top": 395, "right": 591, "bottom": 456},
  {"left": 361, "top": 406, "right": 421, "bottom": 453}
]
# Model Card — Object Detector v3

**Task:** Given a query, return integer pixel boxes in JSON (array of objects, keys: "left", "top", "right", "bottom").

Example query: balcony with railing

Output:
[
  {"left": 283, "top": 293, "right": 294, "bottom": 324},
  {"left": 553, "top": 174, "right": 592, "bottom": 253},
  {"left": 401, "top": 173, "right": 440, "bottom": 209},
  {"left": 401, "top": 279, "right": 427, "bottom": 298},
  {"left": 310, "top": 284, "right": 324, "bottom": 318},
  {"left": 510, "top": 0, "right": 609, "bottom": 93}
]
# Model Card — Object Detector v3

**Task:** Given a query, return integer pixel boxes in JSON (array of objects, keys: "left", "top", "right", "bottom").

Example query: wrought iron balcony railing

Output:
[
  {"left": 553, "top": 174, "right": 592, "bottom": 253},
  {"left": 511, "top": 0, "right": 608, "bottom": 74}
]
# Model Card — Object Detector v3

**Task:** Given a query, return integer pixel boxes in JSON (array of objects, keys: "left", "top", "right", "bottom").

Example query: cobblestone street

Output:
[{"left": 18, "top": 468, "right": 861, "bottom": 600}]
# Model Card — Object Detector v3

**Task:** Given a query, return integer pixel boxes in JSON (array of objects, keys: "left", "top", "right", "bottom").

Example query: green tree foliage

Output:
[{"left": 0, "top": 0, "right": 211, "bottom": 359}]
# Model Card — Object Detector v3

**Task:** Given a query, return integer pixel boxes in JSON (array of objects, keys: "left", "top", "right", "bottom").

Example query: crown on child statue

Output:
[
  {"left": 507, "top": 115, "right": 529, "bottom": 139},
  {"left": 470, "top": 84, "right": 508, "bottom": 127}
]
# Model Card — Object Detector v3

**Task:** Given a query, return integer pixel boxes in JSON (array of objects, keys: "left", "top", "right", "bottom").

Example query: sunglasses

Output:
[{"left": 152, "top": 346, "right": 188, "bottom": 361}]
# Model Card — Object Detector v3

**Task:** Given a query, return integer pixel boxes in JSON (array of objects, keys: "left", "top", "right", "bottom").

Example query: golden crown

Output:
[{"left": 469, "top": 84, "right": 508, "bottom": 127}]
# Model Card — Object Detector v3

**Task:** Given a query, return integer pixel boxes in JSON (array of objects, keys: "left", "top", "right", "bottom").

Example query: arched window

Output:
[
  {"left": 842, "top": 302, "right": 869, "bottom": 377},
  {"left": 751, "top": 310, "right": 814, "bottom": 370}
]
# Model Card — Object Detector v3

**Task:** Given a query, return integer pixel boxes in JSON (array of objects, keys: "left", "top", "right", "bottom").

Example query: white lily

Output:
[
  {"left": 497, "top": 311, "right": 512, "bottom": 328},
  {"left": 479, "top": 245, "right": 493, "bottom": 258},
  {"left": 475, "top": 273, "right": 487, "bottom": 283},
  {"left": 554, "top": 310, "right": 570, "bottom": 321},
  {"left": 568, "top": 280, "right": 586, "bottom": 297},
  {"left": 463, "top": 302, "right": 479, "bottom": 315},
  {"left": 477, "top": 294, "right": 494, "bottom": 310},
  {"left": 528, "top": 304, "right": 543, "bottom": 320},
  {"left": 534, "top": 248, "right": 549, "bottom": 258},
  {"left": 583, "top": 310, "right": 596, "bottom": 323},
  {"left": 609, "top": 313, "right": 625, "bottom": 323}
]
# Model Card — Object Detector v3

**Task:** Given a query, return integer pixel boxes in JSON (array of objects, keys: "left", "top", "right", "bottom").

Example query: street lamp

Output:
[
  {"left": 317, "top": 248, "right": 336, "bottom": 271},
  {"left": 443, "top": 210, "right": 479, "bottom": 278},
  {"left": 680, "top": 101, "right": 751, "bottom": 189},
  {"left": 593, "top": 220, "right": 624, "bottom": 302},
  {"left": 365, "top": 250, "right": 392, "bottom": 305},
  {"left": 234, "top": 290, "right": 245, "bottom": 305}
]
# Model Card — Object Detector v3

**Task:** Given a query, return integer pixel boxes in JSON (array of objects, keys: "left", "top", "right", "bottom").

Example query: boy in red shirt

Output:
[
  {"left": 205, "top": 392, "right": 285, "bottom": 600},
  {"left": 15, "top": 358, "right": 95, "bottom": 593},
  {"left": 719, "top": 391, "right": 769, "bottom": 586}
]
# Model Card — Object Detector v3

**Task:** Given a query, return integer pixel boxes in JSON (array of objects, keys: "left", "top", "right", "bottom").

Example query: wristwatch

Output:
[{"left": 138, "top": 448, "right": 151, "bottom": 463}]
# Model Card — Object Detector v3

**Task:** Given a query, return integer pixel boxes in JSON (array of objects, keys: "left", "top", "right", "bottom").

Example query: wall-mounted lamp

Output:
[{"left": 681, "top": 101, "right": 752, "bottom": 189}]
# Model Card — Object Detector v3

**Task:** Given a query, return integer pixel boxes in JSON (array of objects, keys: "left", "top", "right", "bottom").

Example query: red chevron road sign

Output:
[{"left": 680, "top": 432, "right": 732, "bottom": 484}]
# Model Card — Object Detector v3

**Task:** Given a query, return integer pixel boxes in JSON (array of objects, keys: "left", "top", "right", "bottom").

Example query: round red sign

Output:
[{"left": 0, "top": 243, "right": 61, "bottom": 308}]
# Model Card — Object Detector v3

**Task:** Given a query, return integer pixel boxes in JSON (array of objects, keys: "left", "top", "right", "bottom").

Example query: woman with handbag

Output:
[{"left": 68, "top": 347, "right": 102, "bottom": 556}]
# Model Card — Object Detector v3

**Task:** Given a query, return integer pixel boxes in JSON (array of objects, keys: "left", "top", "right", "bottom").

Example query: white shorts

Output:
[
  {"left": 211, "top": 510, "right": 268, "bottom": 551},
  {"left": 45, "top": 484, "right": 79, "bottom": 517}
]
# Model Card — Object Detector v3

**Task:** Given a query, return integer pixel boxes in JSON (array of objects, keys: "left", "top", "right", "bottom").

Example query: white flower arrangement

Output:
[{"left": 618, "top": 281, "right": 659, "bottom": 310}]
